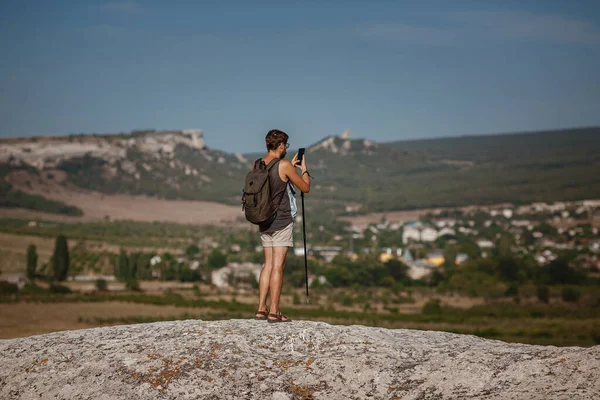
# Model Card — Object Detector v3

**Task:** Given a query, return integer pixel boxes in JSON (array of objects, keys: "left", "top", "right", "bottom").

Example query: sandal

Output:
[
  {"left": 255, "top": 310, "right": 268, "bottom": 320},
  {"left": 267, "top": 312, "right": 292, "bottom": 323}
]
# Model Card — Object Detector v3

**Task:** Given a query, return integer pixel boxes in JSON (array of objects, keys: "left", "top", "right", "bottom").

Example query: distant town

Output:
[{"left": 209, "top": 199, "right": 600, "bottom": 289}]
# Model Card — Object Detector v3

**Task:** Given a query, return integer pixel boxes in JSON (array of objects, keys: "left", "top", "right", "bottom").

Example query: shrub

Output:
[
  {"left": 590, "top": 330, "right": 600, "bottom": 345},
  {"left": 561, "top": 287, "right": 581, "bottom": 303},
  {"left": 341, "top": 294, "right": 354, "bottom": 307},
  {"left": 293, "top": 292, "right": 301, "bottom": 305},
  {"left": 21, "top": 283, "right": 47, "bottom": 295},
  {"left": 504, "top": 284, "right": 519, "bottom": 297},
  {"left": 126, "top": 280, "right": 141, "bottom": 292},
  {"left": 422, "top": 299, "right": 442, "bottom": 315},
  {"left": 49, "top": 284, "right": 72, "bottom": 294},
  {"left": 0, "top": 281, "right": 18, "bottom": 296},
  {"left": 473, "top": 327, "right": 501, "bottom": 338},
  {"left": 530, "top": 310, "right": 545, "bottom": 318},
  {"left": 484, "top": 284, "right": 508, "bottom": 300},
  {"left": 536, "top": 285, "right": 550, "bottom": 303},
  {"left": 95, "top": 279, "right": 108, "bottom": 292}
]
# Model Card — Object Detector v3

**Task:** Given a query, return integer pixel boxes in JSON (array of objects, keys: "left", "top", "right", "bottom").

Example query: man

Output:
[{"left": 254, "top": 129, "right": 310, "bottom": 323}]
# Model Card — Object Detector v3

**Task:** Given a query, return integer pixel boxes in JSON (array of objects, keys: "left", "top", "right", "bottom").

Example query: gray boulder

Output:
[{"left": 1, "top": 319, "right": 598, "bottom": 399}]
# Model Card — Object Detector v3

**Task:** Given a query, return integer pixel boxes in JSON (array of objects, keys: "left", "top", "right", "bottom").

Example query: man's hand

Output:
[
  {"left": 291, "top": 152, "right": 306, "bottom": 171},
  {"left": 284, "top": 154, "right": 310, "bottom": 194},
  {"left": 291, "top": 152, "right": 300, "bottom": 168}
]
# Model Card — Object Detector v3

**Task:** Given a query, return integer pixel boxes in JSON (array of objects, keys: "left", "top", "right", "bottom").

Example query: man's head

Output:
[{"left": 265, "top": 129, "right": 289, "bottom": 158}]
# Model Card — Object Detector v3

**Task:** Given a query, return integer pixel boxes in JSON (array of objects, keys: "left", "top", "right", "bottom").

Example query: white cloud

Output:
[{"left": 450, "top": 10, "right": 600, "bottom": 46}]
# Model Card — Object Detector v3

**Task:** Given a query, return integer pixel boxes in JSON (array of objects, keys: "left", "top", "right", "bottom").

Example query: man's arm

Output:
[{"left": 281, "top": 156, "right": 310, "bottom": 193}]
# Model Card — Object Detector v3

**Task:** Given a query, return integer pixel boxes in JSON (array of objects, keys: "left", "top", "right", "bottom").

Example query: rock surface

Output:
[{"left": 1, "top": 319, "right": 599, "bottom": 399}]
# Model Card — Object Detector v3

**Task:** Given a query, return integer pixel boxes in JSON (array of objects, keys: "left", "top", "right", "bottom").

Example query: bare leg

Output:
[
  {"left": 256, "top": 247, "right": 273, "bottom": 316},
  {"left": 268, "top": 246, "right": 289, "bottom": 318}
]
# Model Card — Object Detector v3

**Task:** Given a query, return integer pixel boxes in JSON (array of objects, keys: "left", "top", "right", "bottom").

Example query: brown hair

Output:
[{"left": 265, "top": 129, "right": 289, "bottom": 151}]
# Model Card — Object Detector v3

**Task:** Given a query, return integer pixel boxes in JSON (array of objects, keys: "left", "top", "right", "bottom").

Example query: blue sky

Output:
[{"left": 1, "top": 0, "right": 599, "bottom": 153}]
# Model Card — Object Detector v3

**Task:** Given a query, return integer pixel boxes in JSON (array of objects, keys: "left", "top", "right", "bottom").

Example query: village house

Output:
[
  {"left": 476, "top": 239, "right": 495, "bottom": 249},
  {"left": 455, "top": 253, "right": 469, "bottom": 264},
  {"left": 423, "top": 251, "right": 445, "bottom": 267},
  {"left": 421, "top": 227, "right": 438, "bottom": 242},
  {"left": 407, "top": 261, "right": 436, "bottom": 280},
  {"left": 379, "top": 247, "right": 402, "bottom": 262},
  {"left": 389, "top": 222, "right": 402, "bottom": 231},
  {"left": 438, "top": 227, "right": 456, "bottom": 237},
  {"left": 402, "top": 225, "right": 421, "bottom": 243},
  {"left": 458, "top": 226, "right": 478, "bottom": 235},
  {"left": 312, "top": 246, "right": 343, "bottom": 262},
  {"left": 434, "top": 219, "right": 457, "bottom": 228},
  {"left": 211, "top": 262, "right": 262, "bottom": 289},
  {"left": 511, "top": 220, "right": 533, "bottom": 229}
]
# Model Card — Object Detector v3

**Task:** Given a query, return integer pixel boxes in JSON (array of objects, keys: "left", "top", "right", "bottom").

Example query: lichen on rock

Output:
[{"left": 1, "top": 319, "right": 599, "bottom": 399}]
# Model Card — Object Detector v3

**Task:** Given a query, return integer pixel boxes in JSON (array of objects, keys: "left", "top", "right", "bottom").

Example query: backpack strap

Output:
[
  {"left": 266, "top": 158, "right": 280, "bottom": 171},
  {"left": 254, "top": 158, "right": 280, "bottom": 171}
]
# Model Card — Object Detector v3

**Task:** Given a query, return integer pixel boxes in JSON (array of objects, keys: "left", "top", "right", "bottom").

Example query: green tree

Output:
[
  {"left": 443, "top": 243, "right": 457, "bottom": 270},
  {"left": 561, "top": 287, "right": 581, "bottom": 303},
  {"left": 185, "top": 244, "right": 200, "bottom": 257},
  {"left": 117, "top": 249, "right": 129, "bottom": 281},
  {"left": 95, "top": 279, "right": 108, "bottom": 291},
  {"left": 428, "top": 268, "right": 445, "bottom": 287},
  {"left": 539, "top": 258, "right": 584, "bottom": 285},
  {"left": 128, "top": 253, "right": 139, "bottom": 280},
  {"left": 385, "top": 259, "right": 410, "bottom": 285},
  {"left": 536, "top": 285, "right": 550, "bottom": 303},
  {"left": 52, "top": 235, "right": 70, "bottom": 281},
  {"left": 497, "top": 256, "right": 521, "bottom": 282},
  {"left": 537, "top": 222, "right": 558, "bottom": 236},
  {"left": 26, "top": 244, "right": 38, "bottom": 281},
  {"left": 457, "top": 236, "right": 481, "bottom": 259},
  {"left": 208, "top": 249, "right": 227, "bottom": 269},
  {"left": 497, "top": 234, "right": 515, "bottom": 258}
]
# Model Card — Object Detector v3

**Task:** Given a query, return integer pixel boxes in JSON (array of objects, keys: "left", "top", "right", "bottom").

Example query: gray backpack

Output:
[{"left": 242, "top": 158, "right": 280, "bottom": 225}]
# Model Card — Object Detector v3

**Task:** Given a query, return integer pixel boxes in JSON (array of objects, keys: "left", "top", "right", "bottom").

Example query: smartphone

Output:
[{"left": 298, "top": 148, "right": 305, "bottom": 163}]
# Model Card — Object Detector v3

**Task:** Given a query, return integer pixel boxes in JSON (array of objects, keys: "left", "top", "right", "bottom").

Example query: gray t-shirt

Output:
[{"left": 259, "top": 159, "right": 295, "bottom": 233}]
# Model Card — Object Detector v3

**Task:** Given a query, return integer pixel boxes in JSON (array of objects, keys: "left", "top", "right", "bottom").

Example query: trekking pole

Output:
[{"left": 301, "top": 191, "right": 309, "bottom": 304}]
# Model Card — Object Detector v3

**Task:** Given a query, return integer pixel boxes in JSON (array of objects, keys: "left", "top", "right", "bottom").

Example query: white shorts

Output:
[{"left": 261, "top": 222, "right": 294, "bottom": 248}]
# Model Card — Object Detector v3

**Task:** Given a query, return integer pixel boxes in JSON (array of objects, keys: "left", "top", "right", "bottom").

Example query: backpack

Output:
[{"left": 241, "top": 158, "right": 281, "bottom": 225}]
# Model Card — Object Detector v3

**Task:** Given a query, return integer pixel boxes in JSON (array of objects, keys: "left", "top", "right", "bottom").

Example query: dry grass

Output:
[
  {"left": 340, "top": 203, "right": 515, "bottom": 225},
  {"left": 0, "top": 233, "right": 60, "bottom": 273},
  {"left": 3, "top": 171, "right": 244, "bottom": 225},
  {"left": 0, "top": 232, "right": 189, "bottom": 274},
  {"left": 0, "top": 294, "right": 466, "bottom": 340},
  {"left": 0, "top": 301, "right": 211, "bottom": 339}
]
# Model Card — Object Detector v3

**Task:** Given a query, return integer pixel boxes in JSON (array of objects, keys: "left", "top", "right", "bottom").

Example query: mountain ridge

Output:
[{"left": 1, "top": 127, "right": 600, "bottom": 217}]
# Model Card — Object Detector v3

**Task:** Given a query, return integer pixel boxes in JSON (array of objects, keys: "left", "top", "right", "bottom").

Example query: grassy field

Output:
[
  {"left": 1, "top": 220, "right": 598, "bottom": 347},
  {"left": 0, "top": 232, "right": 182, "bottom": 274},
  {"left": 1, "top": 282, "right": 598, "bottom": 347}
]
